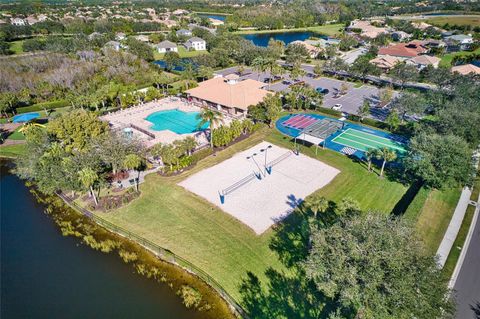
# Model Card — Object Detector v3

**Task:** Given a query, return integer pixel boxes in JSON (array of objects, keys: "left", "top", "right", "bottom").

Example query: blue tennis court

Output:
[{"left": 145, "top": 109, "right": 208, "bottom": 134}]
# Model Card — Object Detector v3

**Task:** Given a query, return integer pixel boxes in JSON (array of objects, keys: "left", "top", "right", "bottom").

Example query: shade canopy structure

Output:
[
  {"left": 12, "top": 112, "right": 40, "bottom": 123},
  {"left": 294, "top": 118, "right": 344, "bottom": 154}
]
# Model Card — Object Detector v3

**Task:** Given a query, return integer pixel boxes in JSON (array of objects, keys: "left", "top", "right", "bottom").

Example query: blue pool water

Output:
[{"left": 145, "top": 109, "right": 208, "bottom": 134}]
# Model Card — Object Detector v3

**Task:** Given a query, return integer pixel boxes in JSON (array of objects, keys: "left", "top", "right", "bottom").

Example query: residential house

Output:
[
  {"left": 369, "top": 56, "right": 402, "bottom": 71},
  {"left": 209, "top": 18, "right": 224, "bottom": 27},
  {"left": 451, "top": 64, "right": 480, "bottom": 76},
  {"left": 115, "top": 32, "right": 127, "bottom": 41},
  {"left": 444, "top": 34, "right": 473, "bottom": 52},
  {"left": 172, "top": 9, "right": 189, "bottom": 16},
  {"left": 11, "top": 17, "right": 26, "bottom": 26},
  {"left": 185, "top": 37, "right": 206, "bottom": 51},
  {"left": 291, "top": 40, "right": 322, "bottom": 59},
  {"left": 104, "top": 40, "right": 121, "bottom": 51},
  {"left": 157, "top": 40, "right": 178, "bottom": 53},
  {"left": 347, "top": 20, "right": 389, "bottom": 39},
  {"left": 378, "top": 41, "right": 428, "bottom": 60},
  {"left": 176, "top": 29, "right": 192, "bottom": 37},
  {"left": 406, "top": 55, "right": 441, "bottom": 70},
  {"left": 304, "top": 38, "right": 340, "bottom": 48},
  {"left": 134, "top": 34, "right": 150, "bottom": 42},
  {"left": 391, "top": 31, "right": 411, "bottom": 42},
  {"left": 26, "top": 15, "right": 39, "bottom": 25},
  {"left": 88, "top": 32, "right": 102, "bottom": 40},
  {"left": 185, "top": 77, "right": 270, "bottom": 117}
]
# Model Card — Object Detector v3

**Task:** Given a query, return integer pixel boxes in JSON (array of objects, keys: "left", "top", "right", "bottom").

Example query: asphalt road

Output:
[{"left": 453, "top": 206, "right": 480, "bottom": 319}]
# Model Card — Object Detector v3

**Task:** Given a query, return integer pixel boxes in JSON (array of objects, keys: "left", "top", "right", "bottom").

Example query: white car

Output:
[{"left": 332, "top": 104, "right": 343, "bottom": 110}]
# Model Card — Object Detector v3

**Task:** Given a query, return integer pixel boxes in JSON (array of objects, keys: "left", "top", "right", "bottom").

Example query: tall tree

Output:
[
  {"left": 123, "top": 153, "right": 143, "bottom": 192},
  {"left": 196, "top": 109, "right": 224, "bottom": 148},
  {"left": 375, "top": 147, "right": 397, "bottom": 177},
  {"left": 78, "top": 167, "right": 99, "bottom": 205},
  {"left": 303, "top": 213, "right": 454, "bottom": 319}
]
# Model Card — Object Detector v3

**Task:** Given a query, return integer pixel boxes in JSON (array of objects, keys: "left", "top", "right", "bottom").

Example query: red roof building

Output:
[{"left": 378, "top": 41, "right": 428, "bottom": 59}]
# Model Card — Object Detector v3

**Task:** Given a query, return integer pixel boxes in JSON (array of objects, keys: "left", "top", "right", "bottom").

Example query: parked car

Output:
[
  {"left": 316, "top": 87, "right": 330, "bottom": 94},
  {"left": 332, "top": 104, "right": 343, "bottom": 110}
]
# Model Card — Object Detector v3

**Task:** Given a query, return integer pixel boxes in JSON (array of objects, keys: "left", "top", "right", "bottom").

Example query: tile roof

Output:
[
  {"left": 378, "top": 41, "right": 428, "bottom": 58},
  {"left": 451, "top": 64, "right": 480, "bottom": 75}
]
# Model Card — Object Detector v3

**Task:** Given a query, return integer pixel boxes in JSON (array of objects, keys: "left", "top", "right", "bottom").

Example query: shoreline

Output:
[
  {"left": 56, "top": 191, "right": 245, "bottom": 318},
  {"left": 233, "top": 24, "right": 344, "bottom": 36}
]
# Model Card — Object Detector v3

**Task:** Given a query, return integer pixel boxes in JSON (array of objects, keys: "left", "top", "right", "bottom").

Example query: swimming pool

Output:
[{"left": 145, "top": 109, "right": 208, "bottom": 134}]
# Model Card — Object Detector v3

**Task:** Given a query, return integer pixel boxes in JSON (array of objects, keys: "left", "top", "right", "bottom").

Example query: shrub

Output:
[
  {"left": 177, "top": 285, "right": 202, "bottom": 309},
  {"left": 118, "top": 249, "right": 138, "bottom": 263},
  {"left": 190, "top": 147, "right": 213, "bottom": 163}
]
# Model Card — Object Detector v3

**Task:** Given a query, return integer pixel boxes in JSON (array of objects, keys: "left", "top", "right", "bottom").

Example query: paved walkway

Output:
[
  {"left": 437, "top": 149, "right": 480, "bottom": 267},
  {"left": 114, "top": 167, "right": 161, "bottom": 189}
]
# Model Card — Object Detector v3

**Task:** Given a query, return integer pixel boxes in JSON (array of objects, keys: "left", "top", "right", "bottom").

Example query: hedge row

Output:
[{"left": 16, "top": 100, "right": 69, "bottom": 114}]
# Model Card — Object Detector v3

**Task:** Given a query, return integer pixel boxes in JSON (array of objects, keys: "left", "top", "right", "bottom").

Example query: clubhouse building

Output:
[{"left": 185, "top": 75, "right": 270, "bottom": 118}]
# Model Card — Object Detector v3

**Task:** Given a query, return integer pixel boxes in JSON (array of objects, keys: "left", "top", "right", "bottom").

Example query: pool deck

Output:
[{"left": 101, "top": 97, "right": 209, "bottom": 147}]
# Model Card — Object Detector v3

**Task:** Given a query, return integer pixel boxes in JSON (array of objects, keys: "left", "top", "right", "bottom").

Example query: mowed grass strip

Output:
[{"left": 415, "top": 187, "right": 462, "bottom": 254}]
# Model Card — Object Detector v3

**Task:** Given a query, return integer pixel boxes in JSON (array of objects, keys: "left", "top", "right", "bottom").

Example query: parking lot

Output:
[{"left": 214, "top": 66, "right": 395, "bottom": 120}]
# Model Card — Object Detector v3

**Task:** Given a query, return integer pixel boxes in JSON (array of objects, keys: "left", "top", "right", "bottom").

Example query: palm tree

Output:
[
  {"left": 365, "top": 148, "right": 376, "bottom": 172},
  {"left": 375, "top": 147, "right": 397, "bottom": 178},
  {"left": 181, "top": 63, "right": 197, "bottom": 90},
  {"left": 181, "top": 136, "right": 197, "bottom": 155},
  {"left": 123, "top": 154, "right": 143, "bottom": 192},
  {"left": 308, "top": 196, "right": 329, "bottom": 219},
  {"left": 196, "top": 108, "right": 224, "bottom": 148},
  {"left": 251, "top": 56, "right": 267, "bottom": 81},
  {"left": 78, "top": 167, "right": 99, "bottom": 205},
  {"left": 197, "top": 66, "right": 214, "bottom": 81}
]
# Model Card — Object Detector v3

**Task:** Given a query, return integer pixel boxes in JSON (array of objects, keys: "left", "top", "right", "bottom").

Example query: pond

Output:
[
  {"left": 198, "top": 14, "right": 227, "bottom": 21},
  {"left": 242, "top": 31, "right": 326, "bottom": 47},
  {"left": 153, "top": 58, "right": 195, "bottom": 72},
  {"left": 0, "top": 161, "right": 214, "bottom": 319}
]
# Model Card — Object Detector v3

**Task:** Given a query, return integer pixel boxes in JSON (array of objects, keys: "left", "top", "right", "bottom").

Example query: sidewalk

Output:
[{"left": 436, "top": 149, "right": 480, "bottom": 268}]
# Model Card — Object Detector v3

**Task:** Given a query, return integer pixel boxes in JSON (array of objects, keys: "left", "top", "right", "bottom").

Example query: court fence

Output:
[{"left": 56, "top": 192, "right": 247, "bottom": 318}]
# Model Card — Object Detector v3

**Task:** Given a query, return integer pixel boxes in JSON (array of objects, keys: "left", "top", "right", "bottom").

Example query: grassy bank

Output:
[
  {"left": 153, "top": 46, "right": 208, "bottom": 60},
  {"left": 424, "top": 15, "right": 480, "bottom": 27},
  {"left": 440, "top": 47, "right": 480, "bottom": 67},
  {"left": 9, "top": 40, "right": 24, "bottom": 54},
  {"left": 91, "top": 128, "right": 408, "bottom": 302},
  {"left": 234, "top": 24, "right": 344, "bottom": 37},
  {"left": 0, "top": 144, "right": 26, "bottom": 158}
]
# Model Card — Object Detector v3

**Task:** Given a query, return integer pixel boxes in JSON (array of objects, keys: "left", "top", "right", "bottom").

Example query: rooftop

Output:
[{"left": 186, "top": 77, "right": 270, "bottom": 111}]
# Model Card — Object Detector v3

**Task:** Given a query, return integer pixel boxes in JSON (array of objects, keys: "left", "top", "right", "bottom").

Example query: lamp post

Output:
[
  {"left": 260, "top": 145, "right": 272, "bottom": 174},
  {"left": 247, "top": 153, "right": 264, "bottom": 178}
]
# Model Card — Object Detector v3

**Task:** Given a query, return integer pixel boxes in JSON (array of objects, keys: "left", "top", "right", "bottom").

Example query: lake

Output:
[
  {"left": 198, "top": 14, "right": 227, "bottom": 21},
  {"left": 0, "top": 161, "right": 209, "bottom": 319},
  {"left": 242, "top": 31, "right": 325, "bottom": 47}
]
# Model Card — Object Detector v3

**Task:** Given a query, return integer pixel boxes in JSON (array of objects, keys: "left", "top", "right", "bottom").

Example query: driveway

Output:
[{"left": 341, "top": 47, "right": 368, "bottom": 65}]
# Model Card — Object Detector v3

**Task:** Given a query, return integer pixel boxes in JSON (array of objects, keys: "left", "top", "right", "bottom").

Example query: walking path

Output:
[{"left": 437, "top": 149, "right": 480, "bottom": 267}]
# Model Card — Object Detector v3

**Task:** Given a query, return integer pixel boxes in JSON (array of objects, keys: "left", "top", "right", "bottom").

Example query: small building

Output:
[
  {"left": 10, "top": 17, "right": 26, "bottom": 26},
  {"left": 209, "top": 18, "right": 224, "bottom": 26},
  {"left": 290, "top": 40, "right": 322, "bottom": 59},
  {"left": 172, "top": 9, "right": 189, "bottom": 16},
  {"left": 115, "top": 32, "right": 127, "bottom": 41},
  {"left": 451, "top": 64, "right": 480, "bottom": 76},
  {"left": 369, "top": 56, "right": 402, "bottom": 71},
  {"left": 134, "top": 34, "right": 150, "bottom": 43},
  {"left": 185, "top": 37, "right": 206, "bottom": 51},
  {"left": 347, "top": 20, "right": 388, "bottom": 39},
  {"left": 444, "top": 34, "right": 474, "bottom": 52},
  {"left": 88, "top": 32, "right": 102, "bottom": 40},
  {"left": 104, "top": 40, "right": 121, "bottom": 51},
  {"left": 157, "top": 40, "right": 178, "bottom": 53},
  {"left": 185, "top": 77, "right": 271, "bottom": 117},
  {"left": 176, "top": 29, "right": 192, "bottom": 37},
  {"left": 391, "top": 31, "right": 411, "bottom": 42},
  {"left": 406, "top": 55, "right": 441, "bottom": 70}
]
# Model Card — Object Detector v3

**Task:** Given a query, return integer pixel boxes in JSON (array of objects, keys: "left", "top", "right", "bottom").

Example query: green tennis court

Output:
[{"left": 332, "top": 128, "right": 406, "bottom": 153}]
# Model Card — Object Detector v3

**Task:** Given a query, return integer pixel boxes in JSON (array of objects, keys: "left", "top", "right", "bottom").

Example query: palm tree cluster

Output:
[
  {"left": 151, "top": 137, "right": 198, "bottom": 172},
  {"left": 364, "top": 147, "right": 397, "bottom": 177}
]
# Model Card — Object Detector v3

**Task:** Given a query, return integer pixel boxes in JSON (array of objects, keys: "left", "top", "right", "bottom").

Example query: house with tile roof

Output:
[{"left": 451, "top": 64, "right": 480, "bottom": 76}]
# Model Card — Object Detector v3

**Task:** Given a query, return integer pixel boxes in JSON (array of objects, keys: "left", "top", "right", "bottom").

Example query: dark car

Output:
[{"left": 316, "top": 87, "right": 330, "bottom": 94}]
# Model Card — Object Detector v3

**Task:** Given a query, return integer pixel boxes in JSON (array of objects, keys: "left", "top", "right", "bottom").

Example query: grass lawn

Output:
[
  {"left": 153, "top": 46, "right": 209, "bottom": 60},
  {"left": 234, "top": 23, "right": 344, "bottom": 37},
  {"left": 91, "top": 127, "right": 409, "bottom": 302},
  {"left": 423, "top": 15, "right": 480, "bottom": 28},
  {"left": 439, "top": 47, "right": 480, "bottom": 67},
  {"left": 0, "top": 144, "right": 26, "bottom": 158},
  {"left": 9, "top": 40, "right": 24, "bottom": 54},
  {"left": 7, "top": 127, "right": 26, "bottom": 141},
  {"left": 414, "top": 187, "right": 462, "bottom": 254},
  {"left": 442, "top": 205, "right": 475, "bottom": 278}
]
